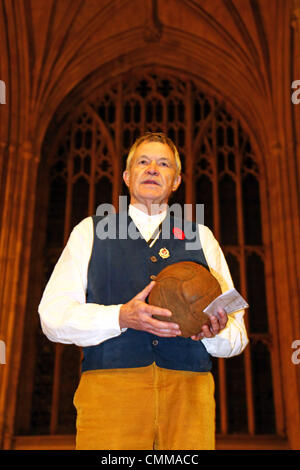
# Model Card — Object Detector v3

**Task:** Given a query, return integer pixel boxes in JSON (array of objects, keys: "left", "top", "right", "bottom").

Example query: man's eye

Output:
[
  {"left": 160, "top": 161, "right": 170, "bottom": 167},
  {"left": 138, "top": 159, "right": 147, "bottom": 165}
]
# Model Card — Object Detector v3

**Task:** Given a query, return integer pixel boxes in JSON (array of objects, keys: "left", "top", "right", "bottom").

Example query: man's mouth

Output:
[{"left": 142, "top": 180, "right": 160, "bottom": 186}]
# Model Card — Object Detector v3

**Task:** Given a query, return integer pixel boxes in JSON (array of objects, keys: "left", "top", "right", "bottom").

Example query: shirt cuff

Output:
[{"left": 116, "top": 304, "right": 128, "bottom": 333}]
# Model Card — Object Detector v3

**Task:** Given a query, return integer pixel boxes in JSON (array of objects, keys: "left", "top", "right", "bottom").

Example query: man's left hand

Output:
[{"left": 190, "top": 308, "right": 228, "bottom": 341}]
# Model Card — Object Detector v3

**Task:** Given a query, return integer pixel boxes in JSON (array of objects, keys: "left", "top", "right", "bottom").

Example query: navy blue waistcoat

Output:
[{"left": 82, "top": 212, "right": 212, "bottom": 373}]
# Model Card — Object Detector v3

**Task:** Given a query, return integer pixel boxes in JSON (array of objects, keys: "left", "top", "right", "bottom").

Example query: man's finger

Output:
[
  {"left": 135, "top": 281, "right": 156, "bottom": 301},
  {"left": 201, "top": 324, "right": 214, "bottom": 338},
  {"left": 210, "top": 315, "right": 220, "bottom": 334},
  {"left": 191, "top": 332, "right": 204, "bottom": 341},
  {"left": 142, "top": 303, "right": 173, "bottom": 318},
  {"left": 217, "top": 308, "right": 228, "bottom": 329},
  {"left": 147, "top": 316, "right": 181, "bottom": 332}
]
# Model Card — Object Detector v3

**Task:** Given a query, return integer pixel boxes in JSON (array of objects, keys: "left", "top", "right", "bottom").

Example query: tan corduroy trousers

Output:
[{"left": 73, "top": 363, "right": 215, "bottom": 450}]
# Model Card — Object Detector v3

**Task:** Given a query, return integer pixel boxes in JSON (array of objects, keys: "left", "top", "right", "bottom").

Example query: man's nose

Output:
[{"left": 146, "top": 161, "right": 159, "bottom": 174}]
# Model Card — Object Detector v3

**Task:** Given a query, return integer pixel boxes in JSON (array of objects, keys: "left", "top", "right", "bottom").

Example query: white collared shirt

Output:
[{"left": 38, "top": 205, "right": 249, "bottom": 357}]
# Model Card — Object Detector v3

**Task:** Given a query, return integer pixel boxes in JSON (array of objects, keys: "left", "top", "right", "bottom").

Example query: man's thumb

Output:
[{"left": 135, "top": 281, "right": 156, "bottom": 301}]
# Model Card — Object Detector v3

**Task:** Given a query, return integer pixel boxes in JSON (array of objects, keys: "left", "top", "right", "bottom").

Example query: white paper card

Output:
[{"left": 203, "top": 288, "right": 249, "bottom": 318}]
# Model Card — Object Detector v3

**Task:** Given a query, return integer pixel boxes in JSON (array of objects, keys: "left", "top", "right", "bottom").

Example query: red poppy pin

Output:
[{"left": 173, "top": 227, "right": 185, "bottom": 240}]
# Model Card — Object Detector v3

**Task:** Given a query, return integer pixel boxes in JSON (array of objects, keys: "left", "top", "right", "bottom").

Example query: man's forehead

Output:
[{"left": 133, "top": 141, "right": 174, "bottom": 158}]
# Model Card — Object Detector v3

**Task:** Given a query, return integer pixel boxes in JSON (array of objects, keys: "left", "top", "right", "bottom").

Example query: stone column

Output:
[
  {"left": 0, "top": 140, "right": 40, "bottom": 449},
  {"left": 266, "top": 141, "right": 300, "bottom": 449}
]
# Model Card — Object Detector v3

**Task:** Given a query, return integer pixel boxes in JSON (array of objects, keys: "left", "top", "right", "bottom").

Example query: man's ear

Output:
[
  {"left": 172, "top": 174, "right": 181, "bottom": 192},
  {"left": 123, "top": 170, "right": 130, "bottom": 188}
]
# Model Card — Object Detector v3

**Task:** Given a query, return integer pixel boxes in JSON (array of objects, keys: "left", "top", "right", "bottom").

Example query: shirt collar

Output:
[{"left": 128, "top": 204, "right": 167, "bottom": 241}]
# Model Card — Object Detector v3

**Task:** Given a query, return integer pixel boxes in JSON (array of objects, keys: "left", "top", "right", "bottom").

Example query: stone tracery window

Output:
[{"left": 16, "top": 70, "right": 282, "bottom": 442}]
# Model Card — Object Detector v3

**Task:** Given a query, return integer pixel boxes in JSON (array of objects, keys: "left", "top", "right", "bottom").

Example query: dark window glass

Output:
[
  {"left": 243, "top": 173, "right": 262, "bottom": 245},
  {"left": 30, "top": 330, "right": 55, "bottom": 434},
  {"left": 251, "top": 341, "right": 276, "bottom": 433},
  {"left": 246, "top": 252, "right": 269, "bottom": 333},
  {"left": 226, "top": 354, "right": 248, "bottom": 433},
  {"left": 46, "top": 177, "right": 66, "bottom": 246},
  {"left": 71, "top": 177, "right": 89, "bottom": 228},
  {"left": 226, "top": 252, "right": 241, "bottom": 292},
  {"left": 95, "top": 176, "right": 113, "bottom": 209},
  {"left": 219, "top": 174, "right": 238, "bottom": 245},
  {"left": 195, "top": 175, "right": 213, "bottom": 231}
]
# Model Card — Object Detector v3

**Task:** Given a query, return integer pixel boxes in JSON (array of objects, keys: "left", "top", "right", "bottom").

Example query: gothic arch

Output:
[
  {"left": 1, "top": 0, "right": 299, "bottom": 450},
  {"left": 13, "top": 66, "right": 285, "bottom": 447},
  {"left": 35, "top": 40, "right": 272, "bottom": 172}
]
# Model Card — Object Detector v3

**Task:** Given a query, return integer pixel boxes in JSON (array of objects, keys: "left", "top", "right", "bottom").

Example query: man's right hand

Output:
[{"left": 119, "top": 281, "right": 181, "bottom": 337}]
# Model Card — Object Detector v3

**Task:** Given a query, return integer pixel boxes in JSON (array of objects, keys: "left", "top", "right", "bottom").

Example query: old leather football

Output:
[{"left": 148, "top": 261, "right": 222, "bottom": 338}]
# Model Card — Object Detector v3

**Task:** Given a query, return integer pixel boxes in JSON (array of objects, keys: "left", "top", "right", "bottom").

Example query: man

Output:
[{"left": 38, "top": 132, "right": 248, "bottom": 450}]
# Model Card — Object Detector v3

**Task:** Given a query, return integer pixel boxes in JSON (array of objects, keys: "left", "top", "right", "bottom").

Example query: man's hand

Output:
[
  {"left": 190, "top": 308, "right": 228, "bottom": 341},
  {"left": 119, "top": 281, "right": 182, "bottom": 337}
]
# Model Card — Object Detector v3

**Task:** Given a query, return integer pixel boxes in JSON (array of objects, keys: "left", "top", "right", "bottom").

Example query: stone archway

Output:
[
  {"left": 1, "top": 0, "right": 299, "bottom": 450},
  {"left": 13, "top": 66, "right": 284, "bottom": 448}
]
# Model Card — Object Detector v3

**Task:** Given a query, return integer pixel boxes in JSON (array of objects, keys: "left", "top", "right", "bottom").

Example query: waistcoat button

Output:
[
  {"left": 152, "top": 340, "right": 159, "bottom": 346},
  {"left": 150, "top": 256, "right": 158, "bottom": 263}
]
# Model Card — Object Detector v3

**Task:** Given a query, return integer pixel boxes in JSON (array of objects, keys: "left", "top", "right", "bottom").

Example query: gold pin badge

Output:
[{"left": 159, "top": 247, "right": 170, "bottom": 259}]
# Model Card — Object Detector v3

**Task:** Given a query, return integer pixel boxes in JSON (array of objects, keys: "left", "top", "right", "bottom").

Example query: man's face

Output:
[{"left": 123, "top": 141, "right": 181, "bottom": 212}]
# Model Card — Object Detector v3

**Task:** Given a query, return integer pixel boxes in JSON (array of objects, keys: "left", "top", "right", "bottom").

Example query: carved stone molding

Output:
[
  {"left": 0, "top": 0, "right": 299, "bottom": 450},
  {"left": 144, "top": 0, "right": 163, "bottom": 42}
]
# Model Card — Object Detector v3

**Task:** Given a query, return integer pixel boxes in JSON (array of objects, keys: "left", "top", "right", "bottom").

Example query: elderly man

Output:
[{"left": 38, "top": 132, "right": 248, "bottom": 450}]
